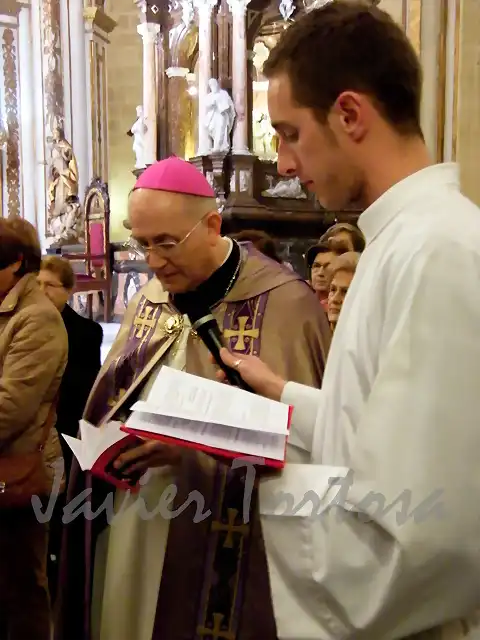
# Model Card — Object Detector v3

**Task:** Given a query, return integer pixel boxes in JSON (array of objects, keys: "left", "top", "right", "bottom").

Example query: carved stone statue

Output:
[
  {"left": 47, "top": 127, "right": 79, "bottom": 222},
  {"left": 262, "top": 176, "right": 307, "bottom": 199},
  {"left": 253, "top": 110, "right": 276, "bottom": 159},
  {"left": 204, "top": 79, "right": 235, "bottom": 154},
  {"left": 128, "top": 105, "right": 147, "bottom": 169},
  {"left": 49, "top": 195, "right": 83, "bottom": 246}
]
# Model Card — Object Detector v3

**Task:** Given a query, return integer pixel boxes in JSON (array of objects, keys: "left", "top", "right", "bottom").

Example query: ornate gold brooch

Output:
[{"left": 165, "top": 314, "right": 184, "bottom": 336}]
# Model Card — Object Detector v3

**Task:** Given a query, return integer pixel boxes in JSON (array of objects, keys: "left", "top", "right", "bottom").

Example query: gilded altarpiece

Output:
[
  {"left": 0, "top": 24, "right": 20, "bottom": 218},
  {"left": 0, "top": 0, "right": 21, "bottom": 219}
]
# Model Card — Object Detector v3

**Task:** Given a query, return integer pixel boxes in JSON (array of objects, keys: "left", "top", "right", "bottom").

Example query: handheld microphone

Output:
[{"left": 191, "top": 313, "right": 254, "bottom": 392}]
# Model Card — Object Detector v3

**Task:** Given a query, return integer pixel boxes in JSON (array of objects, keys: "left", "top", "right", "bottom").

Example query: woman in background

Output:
[
  {"left": 0, "top": 219, "right": 67, "bottom": 639},
  {"left": 327, "top": 251, "right": 360, "bottom": 331},
  {"left": 38, "top": 256, "right": 103, "bottom": 603}
]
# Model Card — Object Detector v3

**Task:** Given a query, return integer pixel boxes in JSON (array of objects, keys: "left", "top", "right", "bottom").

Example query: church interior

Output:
[{"left": 0, "top": 0, "right": 478, "bottom": 338}]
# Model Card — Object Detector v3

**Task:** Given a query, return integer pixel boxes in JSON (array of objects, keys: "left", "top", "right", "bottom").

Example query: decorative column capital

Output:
[
  {"left": 83, "top": 7, "right": 117, "bottom": 34},
  {"left": 226, "top": 0, "right": 251, "bottom": 17},
  {"left": 137, "top": 21, "right": 161, "bottom": 42},
  {"left": 193, "top": 0, "right": 217, "bottom": 18},
  {"left": 165, "top": 66, "right": 189, "bottom": 78}
]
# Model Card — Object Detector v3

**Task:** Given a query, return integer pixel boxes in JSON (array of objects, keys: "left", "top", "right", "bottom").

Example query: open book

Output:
[
  {"left": 62, "top": 421, "right": 144, "bottom": 492},
  {"left": 121, "top": 366, "right": 292, "bottom": 468}
]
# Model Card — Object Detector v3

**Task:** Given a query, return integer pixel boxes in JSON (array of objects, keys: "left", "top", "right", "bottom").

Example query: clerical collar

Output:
[
  {"left": 358, "top": 163, "right": 459, "bottom": 246},
  {"left": 172, "top": 239, "right": 242, "bottom": 312}
]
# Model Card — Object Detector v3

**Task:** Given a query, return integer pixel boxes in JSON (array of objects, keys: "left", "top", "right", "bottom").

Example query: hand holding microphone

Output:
[
  {"left": 174, "top": 295, "right": 287, "bottom": 399},
  {"left": 214, "top": 348, "right": 286, "bottom": 402},
  {"left": 190, "top": 313, "right": 254, "bottom": 392}
]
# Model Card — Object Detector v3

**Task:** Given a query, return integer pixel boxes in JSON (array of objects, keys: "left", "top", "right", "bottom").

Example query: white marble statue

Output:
[
  {"left": 253, "top": 110, "right": 276, "bottom": 159},
  {"left": 49, "top": 195, "right": 83, "bottom": 246},
  {"left": 262, "top": 176, "right": 307, "bottom": 199},
  {"left": 204, "top": 79, "right": 236, "bottom": 153},
  {"left": 128, "top": 105, "right": 147, "bottom": 169}
]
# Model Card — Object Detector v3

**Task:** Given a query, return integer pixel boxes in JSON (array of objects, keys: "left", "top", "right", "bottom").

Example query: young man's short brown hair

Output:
[
  {"left": 41, "top": 255, "right": 76, "bottom": 290},
  {"left": 263, "top": 1, "right": 423, "bottom": 136},
  {"left": 0, "top": 217, "right": 42, "bottom": 275}
]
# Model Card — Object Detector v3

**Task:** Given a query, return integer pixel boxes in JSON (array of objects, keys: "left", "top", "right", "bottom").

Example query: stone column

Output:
[
  {"left": 227, "top": 0, "right": 251, "bottom": 153},
  {"left": 166, "top": 66, "right": 190, "bottom": 158},
  {"left": 193, "top": 0, "right": 217, "bottom": 156},
  {"left": 66, "top": 0, "right": 89, "bottom": 195},
  {"left": 137, "top": 22, "right": 160, "bottom": 166}
]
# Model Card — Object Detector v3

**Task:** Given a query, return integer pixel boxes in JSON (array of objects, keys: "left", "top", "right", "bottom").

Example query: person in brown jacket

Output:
[{"left": 0, "top": 218, "right": 68, "bottom": 640}]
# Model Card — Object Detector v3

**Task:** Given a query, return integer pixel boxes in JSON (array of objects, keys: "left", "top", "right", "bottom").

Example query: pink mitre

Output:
[{"left": 133, "top": 156, "right": 215, "bottom": 198}]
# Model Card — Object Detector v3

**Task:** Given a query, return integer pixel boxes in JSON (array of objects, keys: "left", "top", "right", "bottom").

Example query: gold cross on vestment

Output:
[
  {"left": 211, "top": 508, "right": 249, "bottom": 549},
  {"left": 223, "top": 316, "right": 259, "bottom": 352},
  {"left": 197, "top": 613, "right": 235, "bottom": 640},
  {"left": 133, "top": 305, "right": 157, "bottom": 339},
  {"left": 107, "top": 388, "right": 127, "bottom": 408}
]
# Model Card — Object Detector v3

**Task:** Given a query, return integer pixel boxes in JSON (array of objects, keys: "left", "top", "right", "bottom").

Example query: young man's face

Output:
[
  {"left": 268, "top": 73, "right": 364, "bottom": 211},
  {"left": 310, "top": 251, "right": 334, "bottom": 296}
]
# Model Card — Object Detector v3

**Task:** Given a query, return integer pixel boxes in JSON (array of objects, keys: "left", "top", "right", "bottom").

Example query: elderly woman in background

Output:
[
  {"left": 327, "top": 251, "right": 360, "bottom": 331},
  {"left": 306, "top": 236, "right": 350, "bottom": 309},
  {"left": 0, "top": 218, "right": 67, "bottom": 639}
]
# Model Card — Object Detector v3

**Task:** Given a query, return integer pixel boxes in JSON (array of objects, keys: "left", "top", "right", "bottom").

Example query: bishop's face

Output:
[
  {"left": 128, "top": 189, "right": 222, "bottom": 294},
  {"left": 267, "top": 73, "right": 364, "bottom": 210}
]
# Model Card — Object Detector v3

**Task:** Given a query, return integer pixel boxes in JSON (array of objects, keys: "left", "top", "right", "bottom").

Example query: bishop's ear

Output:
[{"left": 205, "top": 211, "right": 222, "bottom": 239}]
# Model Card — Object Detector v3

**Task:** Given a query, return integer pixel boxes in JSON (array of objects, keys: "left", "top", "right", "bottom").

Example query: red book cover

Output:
[{"left": 121, "top": 405, "right": 293, "bottom": 469}]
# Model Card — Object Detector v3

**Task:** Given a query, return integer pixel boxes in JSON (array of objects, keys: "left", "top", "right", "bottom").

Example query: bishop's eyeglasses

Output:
[{"left": 126, "top": 217, "right": 204, "bottom": 260}]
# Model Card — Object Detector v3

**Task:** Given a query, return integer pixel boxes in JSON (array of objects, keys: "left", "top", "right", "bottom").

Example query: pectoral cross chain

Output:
[{"left": 223, "top": 316, "right": 259, "bottom": 351}]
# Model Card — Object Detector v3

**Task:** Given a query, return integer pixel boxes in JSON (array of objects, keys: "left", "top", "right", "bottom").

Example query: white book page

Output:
[
  {"left": 62, "top": 420, "right": 131, "bottom": 470},
  {"left": 126, "top": 411, "right": 286, "bottom": 461},
  {"left": 131, "top": 366, "right": 289, "bottom": 436}
]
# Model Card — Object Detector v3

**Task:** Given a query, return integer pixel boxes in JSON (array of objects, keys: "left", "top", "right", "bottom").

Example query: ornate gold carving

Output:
[
  {"left": 2, "top": 29, "right": 20, "bottom": 218},
  {"left": 42, "top": 0, "right": 64, "bottom": 135}
]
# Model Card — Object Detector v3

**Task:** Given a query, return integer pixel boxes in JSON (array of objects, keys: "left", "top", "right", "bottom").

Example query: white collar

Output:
[
  {"left": 220, "top": 236, "right": 233, "bottom": 266},
  {"left": 358, "top": 163, "right": 460, "bottom": 245}
]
